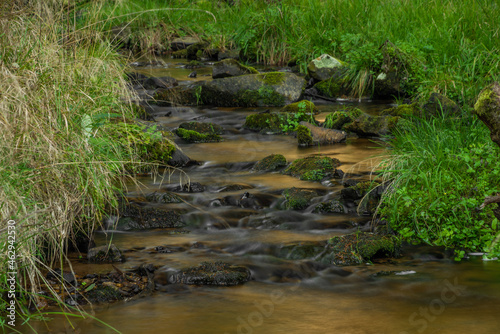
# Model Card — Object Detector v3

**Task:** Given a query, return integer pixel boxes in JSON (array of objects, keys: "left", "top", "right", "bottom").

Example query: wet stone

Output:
[{"left": 87, "top": 244, "right": 124, "bottom": 263}]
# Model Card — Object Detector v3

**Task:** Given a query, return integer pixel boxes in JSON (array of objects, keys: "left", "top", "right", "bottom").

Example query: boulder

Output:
[
  {"left": 313, "top": 75, "right": 350, "bottom": 99},
  {"left": 254, "top": 154, "right": 287, "bottom": 171},
  {"left": 170, "top": 36, "right": 200, "bottom": 51},
  {"left": 87, "top": 244, "right": 124, "bottom": 263},
  {"left": 201, "top": 72, "right": 306, "bottom": 107},
  {"left": 298, "top": 121, "right": 346, "bottom": 145},
  {"left": 283, "top": 155, "right": 341, "bottom": 182},
  {"left": 307, "top": 54, "right": 348, "bottom": 82},
  {"left": 474, "top": 82, "right": 500, "bottom": 147},
  {"left": 212, "top": 59, "right": 259, "bottom": 79},
  {"left": 143, "top": 76, "right": 178, "bottom": 90}
]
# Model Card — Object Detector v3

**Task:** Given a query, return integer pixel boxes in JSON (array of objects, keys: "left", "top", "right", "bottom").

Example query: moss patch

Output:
[
  {"left": 175, "top": 128, "right": 222, "bottom": 143},
  {"left": 324, "top": 233, "right": 401, "bottom": 266},
  {"left": 178, "top": 121, "right": 223, "bottom": 135},
  {"left": 280, "top": 100, "right": 319, "bottom": 114},
  {"left": 259, "top": 72, "right": 285, "bottom": 85},
  {"left": 314, "top": 76, "right": 349, "bottom": 98},
  {"left": 243, "top": 112, "right": 309, "bottom": 133},
  {"left": 254, "top": 154, "right": 287, "bottom": 171},
  {"left": 313, "top": 200, "right": 345, "bottom": 214},
  {"left": 283, "top": 155, "right": 341, "bottom": 181},
  {"left": 282, "top": 187, "right": 318, "bottom": 210},
  {"left": 297, "top": 125, "right": 313, "bottom": 147}
]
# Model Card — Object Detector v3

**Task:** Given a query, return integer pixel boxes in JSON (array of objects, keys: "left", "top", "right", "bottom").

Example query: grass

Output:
[
  {"left": 377, "top": 111, "right": 500, "bottom": 259},
  {"left": 0, "top": 0, "right": 159, "bottom": 330},
  {"left": 84, "top": 0, "right": 500, "bottom": 106}
]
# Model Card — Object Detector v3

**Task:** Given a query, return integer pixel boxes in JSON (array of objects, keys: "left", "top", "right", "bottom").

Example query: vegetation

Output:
[
  {"left": 378, "top": 112, "right": 500, "bottom": 260},
  {"left": 87, "top": 0, "right": 499, "bottom": 106}
]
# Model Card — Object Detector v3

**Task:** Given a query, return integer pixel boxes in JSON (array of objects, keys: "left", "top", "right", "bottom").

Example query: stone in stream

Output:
[
  {"left": 157, "top": 261, "right": 251, "bottom": 286},
  {"left": 243, "top": 111, "right": 310, "bottom": 134},
  {"left": 118, "top": 202, "right": 185, "bottom": 230},
  {"left": 282, "top": 155, "right": 341, "bottom": 182},
  {"left": 170, "top": 36, "right": 200, "bottom": 51},
  {"left": 200, "top": 72, "right": 306, "bottom": 107},
  {"left": 212, "top": 58, "right": 259, "bottom": 79},
  {"left": 253, "top": 154, "right": 287, "bottom": 171},
  {"left": 178, "top": 121, "right": 224, "bottom": 135},
  {"left": 142, "top": 76, "right": 178, "bottom": 90},
  {"left": 280, "top": 99, "right": 319, "bottom": 114},
  {"left": 87, "top": 244, "right": 124, "bottom": 263},
  {"left": 307, "top": 54, "right": 349, "bottom": 82},
  {"left": 282, "top": 187, "right": 319, "bottom": 210},
  {"left": 298, "top": 121, "right": 347, "bottom": 146}
]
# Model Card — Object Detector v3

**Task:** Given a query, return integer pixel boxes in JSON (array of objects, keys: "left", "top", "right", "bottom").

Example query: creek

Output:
[{"left": 30, "top": 58, "right": 500, "bottom": 334}]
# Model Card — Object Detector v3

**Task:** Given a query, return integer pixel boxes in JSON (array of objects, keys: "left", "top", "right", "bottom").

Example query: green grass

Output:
[
  {"left": 378, "top": 111, "right": 500, "bottom": 260},
  {"left": 84, "top": 0, "right": 500, "bottom": 106}
]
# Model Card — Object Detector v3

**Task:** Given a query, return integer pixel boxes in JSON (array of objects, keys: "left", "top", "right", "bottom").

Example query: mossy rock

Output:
[
  {"left": 85, "top": 285, "right": 124, "bottom": 304},
  {"left": 341, "top": 181, "right": 381, "bottom": 214},
  {"left": 380, "top": 103, "right": 420, "bottom": 117},
  {"left": 175, "top": 261, "right": 251, "bottom": 286},
  {"left": 343, "top": 112, "right": 392, "bottom": 137},
  {"left": 176, "top": 128, "right": 222, "bottom": 143},
  {"left": 201, "top": 72, "right": 306, "bottom": 107},
  {"left": 307, "top": 54, "right": 348, "bottom": 81},
  {"left": 283, "top": 155, "right": 341, "bottom": 182},
  {"left": 186, "top": 60, "right": 203, "bottom": 69},
  {"left": 186, "top": 42, "right": 209, "bottom": 60},
  {"left": 119, "top": 203, "right": 185, "bottom": 230},
  {"left": 87, "top": 245, "right": 124, "bottom": 263},
  {"left": 474, "top": 82, "right": 500, "bottom": 148},
  {"left": 254, "top": 154, "right": 287, "bottom": 171},
  {"left": 323, "top": 108, "right": 363, "bottom": 130},
  {"left": 297, "top": 125, "right": 313, "bottom": 147},
  {"left": 178, "top": 121, "right": 224, "bottom": 135},
  {"left": 145, "top": 191, "right": 182, "bottom": 203},
  {"left": 243, "top": 112, "right": 310, "bottom": 133},
  {"left": 313, "top": 74, "right": 350, "bottom": 98},
  {"left": 172, "top": 49, "right": 188, "bottom": 58},
  {"left": 212, "top": 58, "right": 259, "bottom": 79},
  {"left": 282, "top": 187, "right": 319, "bottom": 210},
  {"left": 276, "top": 242, "right": 325, "bottom": 260},
  {"left": 170, "top": 36, "right": 200, "bottom": 51},
  {"left": 153, "top": 85, "right": 199, "bottom": 106},
  {"left": 280, "top": 100, "right": 319, "bottom": 114},
  {"left": 323, "top": 233, "right": 401, "bottom": 266},
  {"left": 299, "top": 121, "right": 347, "bottom": 145},
  {"left": 341, "top": 181, "right": 380, "bottom": 201},
  {"left": 422, "top": 93, "right": 461, "bottom": 117},
  {"left": 313, "top": 200, "right": 346, "bottom": 214}
]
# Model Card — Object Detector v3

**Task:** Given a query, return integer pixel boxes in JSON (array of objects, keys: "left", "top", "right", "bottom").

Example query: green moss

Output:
[
  {"left": 314, "top": 76, "right": 349, "bottom": 98},
  {"left": 282, "top": 187, "right": 318, "bottom": 210},
  {"left": 178, "top": 121, "right": 223, "bottom": 135},
  {"left": 474, "top": 86, "right": 497, "bottom": 117},
  {"left": 176, "top": 128, "right": 221, "bottom": 143},
  {"left": 254, "top": 154, "right": 287, "bottom": 171},
  {"left": 313, "top": 200, "right": 345, "bottom": 214},
  {"left": 325, "top": 233, "right": 401, "bottom": 266},
  {"left": 196, "top": 49, "right": 203, "bottom": 58},
  {"left": 172, "top": 49, "right": 187, "bottom": 58},
  {"left": 188, "top": 60, "right": 202, "bottom": 67},
  {"left": 235, "top": 86, "right": 285, "bottom": 107},
  {"left": 382, "top": 103, "right": 419, "bottom": 117},
  {"left": 283, "top": 155, "right": 341, "bottom": 181},
  {"left": 244, "top": 112, "right": 309, "bottom": 133},
  {"left": 281, "top": 100, "right": 318, "bottom": 114},
  {"left": 297, "top": 125, "right": 313, "bottom": 147},
  {"left": 258, "top": 72, "right": 285, "bottom": 86}
]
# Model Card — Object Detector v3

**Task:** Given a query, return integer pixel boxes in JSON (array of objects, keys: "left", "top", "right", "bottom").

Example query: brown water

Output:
[{"left": 28, "top": 58, "right": 500, "bottom": 334}]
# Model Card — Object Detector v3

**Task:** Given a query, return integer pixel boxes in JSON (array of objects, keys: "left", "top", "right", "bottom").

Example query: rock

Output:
[
  {"left": 276, "top": 242, "right": 325, "bottom": 260},
  {"left": 322, "top": 233, "right": 401, "bottom": 266},
  {"left": 313, "top": 200, "right": 346, "bottom": 214},
  {"left": 282, "top": 187, "right": 319, "bottom": 210},
  {"left": 126, "top": 72, "right": 149, "bottom": 86},
  {"left": 178, "top": 121, "right": 224, "bottom": 134},
  {"left": 175, "top": 182, "right": 205, "bottom": 193},
  {"left": 313, "top": 75, "right": 350, "bottom": 99},
  {"left": 119, "top": 203, "right": 185, "bottom": 230},
  {"left": 298, "top": 121, "right": 346, "bottom": 145},
  {"left": 145, "top": 191, "right": 182, "bottom": 203},
  {"left": 166, "top": 141, "right": 192, "bottom": 167},
  {"left": 201, "top": 72, "right": 306, "bottom": 107},
  {"left": 297, "top": 124, "right": 313, "bottom": 146},
  {"left": 108, "top": 25, "right": 132, "bottom": 47},
  {"left": 323, "top": 108, "right": 363, "bottom": 130},
  {"left": 143, "top": 76, "right": 178, "bottom": 90},
  {"left": 186, "top": 42, "right": 209, "bottom": 60},
  {"left": 170, "top": 36, "right": 200, "bottom": 51},
  {"left": 212, "top": 59, "right": 259, "bottom": 79},
  {"left": 307, "top": 54, "right": 348, "bottom": 82},
  {"left": 243, "top": 112, "right": 310, "bottom": 134},
  {"left": 422, "top": 92, "right": 461, "bottom": 117},
  {"left": 218, "top": 49, "right": 240, "bottom": 61},
  {"left": 46, "top": 269, "right": 77, "bottom": 286},
  {"left": 167, "top": 261, "right": 251, "bottom": 286},
  {"left": 341, "top": 181, "right": 382, "bottom": 214},
  {"left": 154, "top": 85, "right": 200, "bottom": 106},
  {"left": 175, "top": 128, "right": 222, "bottom": 143},
  {"left": 373, "top": 70, "right": 401, "bottom": 98},
  {"left": 283, "top": 155, "right": 341, "bottom": 182},
  {"left": 188, "top": 71, "right": 197, "bottom": 78},
  {"left": 474, "top": 82, "right": 500, "bottom": 147},
  {"left": 87, "top": 244, "right": 124, "bottom": 263},
  {"left": 280, "top": 100, "right": 319, "bottom": 114},
  {"left": 254, "top": 154, "right": 287, "bottom": 171}
]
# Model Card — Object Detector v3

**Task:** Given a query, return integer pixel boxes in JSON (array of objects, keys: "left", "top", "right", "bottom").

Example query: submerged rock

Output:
[
  {"left": 254, "top": 154, "right": 287, "bottom": 171},
  {"left": 212, "top": 58, "right": 259, "bottom": 79},
  {"left": 167, "top": 261, "right": 251, "bottom": 286},
  {"left": 119, "top": 203, "right": 185, "bottom": 230},
  {"left": 201, "top": 72, "right": 306, "bottom": 107},
  {"left": 283, "top": 155, "right": 341, "bottom": 182},
  {"left": 87, "top": 244, "right": 124, "bottom": 263},
  {"left": 307, "top": 54, "right": 348, "bottom": 82}
]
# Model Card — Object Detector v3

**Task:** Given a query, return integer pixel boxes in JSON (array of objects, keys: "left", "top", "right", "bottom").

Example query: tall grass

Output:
[
  {"left": 0, "top": 0, "right": 141, "bottom": 328},
  {"left": 88, "top": 0, "right": 500, "bottom": 106},
  {"left": 377, "top": 112, "right": 500, "bottom": 259}
]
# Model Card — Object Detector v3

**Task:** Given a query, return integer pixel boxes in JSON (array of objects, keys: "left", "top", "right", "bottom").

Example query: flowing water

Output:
[{"left": 29, "top": 59, "right": 500, "bottom": 334}]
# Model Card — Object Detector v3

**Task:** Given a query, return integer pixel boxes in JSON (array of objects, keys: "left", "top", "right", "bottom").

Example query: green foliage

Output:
[
  {"left": 379, "top": 113, "right": 500, "bottom": 260},
  {"left": 296, "top": 125, "right": 313, "bottom": 147}
]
